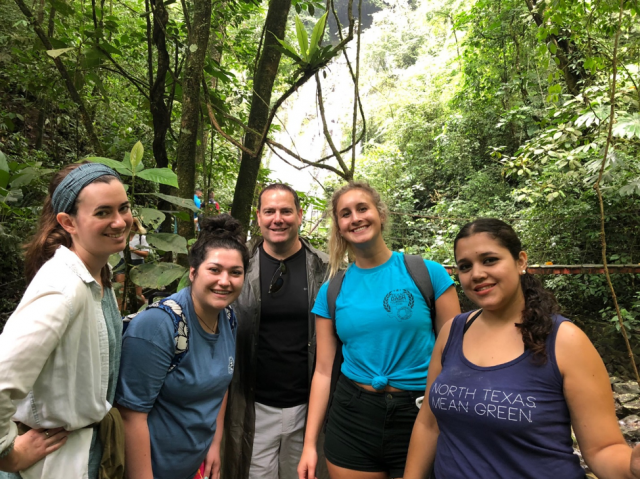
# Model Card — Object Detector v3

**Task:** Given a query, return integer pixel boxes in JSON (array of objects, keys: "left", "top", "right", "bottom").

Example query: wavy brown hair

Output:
[
  {"left": 328, "top": 181, "right": 389, "bottom": 278},
  {"left": 454, "top": 218, "right": 558, "bottom": 363},
  {"left": 24, "top": 163, "right": 119, "bottom": 287}
]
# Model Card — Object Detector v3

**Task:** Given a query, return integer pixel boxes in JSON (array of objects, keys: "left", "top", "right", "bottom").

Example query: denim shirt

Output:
[{"left": 0, "top": 246, "right": 115, "bottom": 479}]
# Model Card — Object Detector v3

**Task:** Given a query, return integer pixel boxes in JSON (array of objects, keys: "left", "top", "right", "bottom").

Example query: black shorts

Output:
[{"left": 324, "top": 375, "right": 422, "bottom": 478}]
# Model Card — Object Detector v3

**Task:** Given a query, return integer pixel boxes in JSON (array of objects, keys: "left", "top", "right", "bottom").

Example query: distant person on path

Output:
[
  {"left": 298, "top": 181, "right": 460, "bottom": 479},
  {"left": 222, "top": 184, "right": 331, "bottom": 479},
  {"left": 404, "top": 218, "right": 640, "bottom": 479},
  {"left": 208, "top": 190, "right": 220, "bottom": 214},
  {"left": 114, "top": 217, "right": 149, "bottom": 309},
  {"left": 194, "top": 188, "right": 203, "bottom": 232},
  {"left": 116, "top": 214, "right": 249, "bottom": 479},
  {"left": 0, "top": 163, "right": 131, "bottom": 479}
]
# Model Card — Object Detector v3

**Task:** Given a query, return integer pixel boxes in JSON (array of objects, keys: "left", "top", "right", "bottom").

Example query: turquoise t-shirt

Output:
[{"left": 312, "top": 252, "right": 454, "bottom": 391}]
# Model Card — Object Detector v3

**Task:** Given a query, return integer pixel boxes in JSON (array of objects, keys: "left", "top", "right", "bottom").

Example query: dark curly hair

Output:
[
  {"left": 454, "top": 218, "right": 558, "bottom": 363},
  {"left": 189, "top": 214, "right": 250, "bottom": 274}
]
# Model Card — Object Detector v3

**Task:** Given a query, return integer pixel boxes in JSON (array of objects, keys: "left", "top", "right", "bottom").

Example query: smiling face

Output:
[
  {"left": 335, "top": 188, "right": 385, "bottom": 247},
  {"left": 256, "top": 189, "right": 303, "bottom": 250},
  {"left": 189, "top": 247, "right": 245, "bottom": 316},
  {"left": 58, "top": 179, "right": 133, "bottom": 262},
  {"left": 454, "top": 232, "right": 527, "bottom": 312}
]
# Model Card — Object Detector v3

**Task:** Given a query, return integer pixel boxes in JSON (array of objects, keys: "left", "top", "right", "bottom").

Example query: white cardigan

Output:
[{"left": 0, "top": 246, "right": 113, "bottom": 479}]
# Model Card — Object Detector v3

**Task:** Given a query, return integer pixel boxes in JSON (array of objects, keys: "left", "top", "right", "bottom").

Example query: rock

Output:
[
  {"left": 624, "top": 401, "right": 640, "bottom": 415},
  {"left": 614, "top": 381, "right": 640, "bottom": 395},
  {"left": 610, "top": 376, "right": 622, "bottom": 385},
  {"left": 619, "top": 415, "right": 640, "bottom": 441},
  {"left": 614, "top": 393, "right": 639, "bottom": 404}
]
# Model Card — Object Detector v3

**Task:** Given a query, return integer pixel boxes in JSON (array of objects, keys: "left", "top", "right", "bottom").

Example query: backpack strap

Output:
[
  {"left": 123, "top": 297, "right": 190, "bottom": 373},
  {"left": 224, "top": 305, "right": 237, "bottom": 332},
  {"left": 403, "top": 254, "right": 436, "bottom": 325},
  {"left": 325, "top": 270, "right": 346, "bottom": 431}
]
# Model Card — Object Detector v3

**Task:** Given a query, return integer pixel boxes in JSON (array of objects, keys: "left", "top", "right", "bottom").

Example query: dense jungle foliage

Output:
[{"left": 1, "top": 0, "right": 639, "bottom": 374}]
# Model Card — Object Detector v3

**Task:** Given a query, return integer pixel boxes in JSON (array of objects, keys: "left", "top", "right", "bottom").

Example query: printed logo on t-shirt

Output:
[
  {"left": 228, "top": 357, "right": 234, "bottom": 374},
  {"left": 383, "top": 289, "right": 415, "bottom": 321},
  {"left": 430, "top": 382, "right": 536, "bottom": 423}
]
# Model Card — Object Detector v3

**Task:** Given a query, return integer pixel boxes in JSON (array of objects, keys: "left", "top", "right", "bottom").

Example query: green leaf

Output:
[
  {"left": 612, "top": 113, "right": 640, "bottom": 139},
  {"left": 172, "top": 211, "right": 191, "bottom": 222},
  {"left": 295, "top": 16, "right": 309, "bottom": 61},
  {"left": 99, "top": 43, "right": 122, "bottom": 56},
  {"left": 9, "top": 167, "right": 39, "bottom": 188},
  {"left": 137, "top": 208, "right": 166, "bottom": 229},
  {"left": 273, "top": 35, "right": 302, "bottom": 62},
  {"left": 0, "top": 151, "right": 8, "bottom": 173},
  {"left": 309, "top": 12, "right": 327, "bottom": 59},
  {"left": 177, "top": 271, "right": 191, "bottom": 292},
  {"left": 108, "top": 253, "right": 121, "bottom": 268},
  {"left": 129, "top": 141, "right": 144, "bottom": 172},
  {"left": 47, "top": 47, "right": 74, "bottom": 59},
  {"left": 86, "top": 157, "right": 133, "bottom": 175},
  {"left": 137, "top": 168, "right": 178, "bottom": 187},
  {"left": 150, "top": 192, "right": 200, "bottom": 212},
  {"left": 130, "top": 262, "right": 187, "bottom": 288},
  {"left": 0, "top": 170, "right": 9, "bottom": 189},
  {"left": 146, "top": 233, "right": 188, "bottom": 254}
]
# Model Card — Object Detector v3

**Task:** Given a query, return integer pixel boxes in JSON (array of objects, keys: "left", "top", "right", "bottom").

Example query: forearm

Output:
[
  {"left": 403, "top": 409, "right": 439, "bottom": 479},
  {"left": 212, "top": 392, "right": 228, "bottom": 448},
  {"left": 302, "top": 371, "right": 331, "bottom": 450},
  {"left": 120, "top": 410, "right": 153, "bottom": 479},
  {"left": 586, "top": 443, "right": 634, "bottom": 479}
]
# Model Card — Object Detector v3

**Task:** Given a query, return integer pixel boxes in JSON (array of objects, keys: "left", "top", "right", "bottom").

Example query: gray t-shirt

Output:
[{"left": 115, "top": 287, "right": 236, "bottom": 479}]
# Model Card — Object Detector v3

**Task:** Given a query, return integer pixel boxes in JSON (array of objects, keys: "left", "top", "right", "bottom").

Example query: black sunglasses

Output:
[{"left": 268, "top": 261, "right": 287, "bottom": 295}]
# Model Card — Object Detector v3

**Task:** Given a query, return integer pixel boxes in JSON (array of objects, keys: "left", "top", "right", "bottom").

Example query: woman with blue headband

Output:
[{"left": 0, "top": 162, "right": 132, "bottom": 479}]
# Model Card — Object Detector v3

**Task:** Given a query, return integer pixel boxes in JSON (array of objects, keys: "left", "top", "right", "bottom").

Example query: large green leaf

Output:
[
  {"left": 0, "top": 151, "right": 8, "bottom": 173},
  {"left": 130, "top": 262, "right": 187, "bottom": 288},
  {"left": 295, "top": 16, "right": 308, "bottom": 61},
  {"left": 150, "top": 192, "right": 200, "bottom": 212},
  {"left": 86, "top": 157, "right": 133, "bottom": 176},
  {"left": 273, "top": 35, "right": 302, "bottom": 62},
  {"left": 137, "top": 168, "right": 178, "bottom": 187},
  {"left": 309, "top": 12, "right": 328, "bottom": 59},
  {"left": 129, "top": 141, "right": 144, "bottom": 172},
  {"left": 137, "top": 208, "right": 166, "bottom": 230},
  {"left": 47, "top": 47, "right": 74, "bottom": 59},
  {"left": 9, "top": 168, "right": 39, "bottom": 188},
  {"left": 146, "top": 233, "right": 188, "bottom": 254},
  {"left": 177, "top": 271, "right": 191, "bottom": 292},
  {"left": 613, "top": 113, "right": 640, "bottom": 140}
]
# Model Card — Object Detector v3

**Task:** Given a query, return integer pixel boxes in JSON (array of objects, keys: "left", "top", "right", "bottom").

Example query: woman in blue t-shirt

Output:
[
  {"left": 404, "top": 218, "right": 640, "bottom": 479},
  {"left": 116, "top": 215, "right": 249, "bottom": 479},
  {"left": 298, "top": 182, "right": 460, "bottom": 479}
]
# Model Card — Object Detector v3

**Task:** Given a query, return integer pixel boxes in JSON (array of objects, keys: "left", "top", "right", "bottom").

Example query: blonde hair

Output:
[{"left": 327, "top": 181, "right": 388, "bottom": 278}]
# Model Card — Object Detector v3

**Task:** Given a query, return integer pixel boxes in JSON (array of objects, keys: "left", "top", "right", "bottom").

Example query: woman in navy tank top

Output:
[{"left": 404, "top": 218, "right": 640, "bottom": 479}]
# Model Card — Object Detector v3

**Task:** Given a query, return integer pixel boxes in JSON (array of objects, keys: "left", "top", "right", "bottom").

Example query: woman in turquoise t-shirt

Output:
[{"left": 298, "top": 182, "right": 461, "bottom": 479}]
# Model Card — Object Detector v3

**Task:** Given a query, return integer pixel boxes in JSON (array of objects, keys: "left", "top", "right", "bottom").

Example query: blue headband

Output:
[{"left": 52, "top": 163, "right": 122, "bottom": 214}]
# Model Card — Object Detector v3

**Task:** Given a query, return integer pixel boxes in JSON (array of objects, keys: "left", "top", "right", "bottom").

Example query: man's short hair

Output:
[
  {"left": 195, "top": 188, "right": 203, "bottom": 193},
  {"left": 257, "top": 184, "right": 301, "bottom": 211}
]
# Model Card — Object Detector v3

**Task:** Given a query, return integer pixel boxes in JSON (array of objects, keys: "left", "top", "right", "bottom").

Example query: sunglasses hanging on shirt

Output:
[{"left": 268, "top": 261, "right": 287, "bottom": 295}]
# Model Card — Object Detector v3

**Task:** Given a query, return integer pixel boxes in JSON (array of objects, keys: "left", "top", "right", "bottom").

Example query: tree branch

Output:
[
  {"left": 593, "top": 0, "right": 640, "bottom": 385},
  {"left": 315, "top": 73, "right": 351, "bottom": 177}
]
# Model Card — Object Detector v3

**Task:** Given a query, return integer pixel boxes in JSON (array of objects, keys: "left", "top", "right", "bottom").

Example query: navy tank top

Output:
[{"left": 430, "top": 311, "right": 585, "bottom": 479}]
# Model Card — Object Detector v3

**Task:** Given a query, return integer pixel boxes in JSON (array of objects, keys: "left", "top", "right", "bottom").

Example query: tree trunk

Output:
[
  {"left": 13, "top": 0, "right": 104, "bottom": 155},
  {"left": 523, "top": 0, "right": 590, "bottom": 96},
  {"left": 230, "top": 0, "right": 292, "bottom": 233},
  {"left": 175, "top": 0, "right": 211, "bottom": 250}
]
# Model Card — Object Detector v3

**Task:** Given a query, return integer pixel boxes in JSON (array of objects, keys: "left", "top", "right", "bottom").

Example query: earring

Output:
[{"left": 522, "top": 269, "right": 527, "bottom": 274}]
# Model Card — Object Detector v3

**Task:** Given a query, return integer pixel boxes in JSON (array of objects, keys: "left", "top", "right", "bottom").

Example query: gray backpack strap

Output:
[
  {"left": 325, "top": 270, "right": 346, "bottom": 431},
  {"left": 327, "top": 270, "right": 346, "bottom": 321},
  {"left": 403, "top": 254, "right": 435, "bottom": 323}
]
